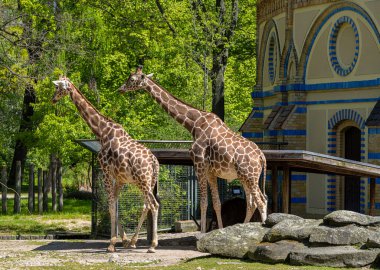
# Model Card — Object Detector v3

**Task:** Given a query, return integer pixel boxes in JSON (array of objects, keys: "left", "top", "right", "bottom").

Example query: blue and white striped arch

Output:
[
  {"left": 328, "top": 109, "right": 366, "bottom": 130},
  {"left": 327, "top": 109, "right": 366, "bottom": 213}
]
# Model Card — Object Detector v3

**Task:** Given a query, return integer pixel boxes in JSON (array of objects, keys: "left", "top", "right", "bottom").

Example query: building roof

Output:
[
  {"left": 366, "top": 100, "right": 380, "bottom": 126},
  {"left": 264, "top": 105, "right": 295, "bottom": 130}
]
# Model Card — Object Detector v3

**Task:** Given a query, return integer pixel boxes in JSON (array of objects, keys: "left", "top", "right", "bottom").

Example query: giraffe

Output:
[
  {"left": 52, "top": 76, "right": 159, "bottom": 253},
  {"left": 119, "top": 67, "right": 267, "bottom": 233}
]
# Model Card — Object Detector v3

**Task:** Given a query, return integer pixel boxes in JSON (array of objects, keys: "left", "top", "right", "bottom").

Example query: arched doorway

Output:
[{"left": 344, "top": 126, "right": 361, "bottom": 212}]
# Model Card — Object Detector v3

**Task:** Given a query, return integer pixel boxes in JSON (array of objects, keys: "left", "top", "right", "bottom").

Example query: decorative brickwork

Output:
[{"left": 242, "top": 0, "right": 380, "bottom": 217}]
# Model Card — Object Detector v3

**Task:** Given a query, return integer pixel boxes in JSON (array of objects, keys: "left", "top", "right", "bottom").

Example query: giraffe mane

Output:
[
  {"left": 147, "top": 77, "right": 208, "bottom": 113},
  {"left": 69, "top": 81, "right": 116, "bottom": 123}
]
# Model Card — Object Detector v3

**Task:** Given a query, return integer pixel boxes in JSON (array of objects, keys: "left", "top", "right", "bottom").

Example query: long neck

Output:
[
  {"left": 145, "top": 80, "right": 203, "bottom": 133},
  {"left": 69, "top": 84, "right": 108, "bottom": 138}
]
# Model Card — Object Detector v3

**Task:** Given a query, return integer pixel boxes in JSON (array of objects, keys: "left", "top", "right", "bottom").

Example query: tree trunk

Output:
[
  {"left": 211, "top": 48, "right": 228, "bottom": 121},
  {"left": 9, "top": 85, "right": 36, "bottom": 186}
]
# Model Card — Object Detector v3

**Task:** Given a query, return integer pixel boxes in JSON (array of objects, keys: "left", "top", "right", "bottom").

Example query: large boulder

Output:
[
  {"left": 367, "top": 233, "right": 380, "bottom": 248},
  {"left": 309, "top": 224, "right": 375, "bottom": 246},
  {"left": 196, "top": 222, "right": 269, "bottom": 258},
  {"left": 289, "top": 246, "right": 380, "bottom": 268},
  {"left": 265, "top": 213, "right": 303, "bottom": 227},
  {"left": 247, "top": 240, "right": 306, "bottom": 263},
  {"left": 323, "top": 210, "right": 380, "bottom": 227},
  {"left": 264, "top": 219, "right": 322, "bottom": 242}
]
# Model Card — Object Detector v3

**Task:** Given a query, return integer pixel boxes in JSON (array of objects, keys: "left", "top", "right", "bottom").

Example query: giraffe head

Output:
[
  {"left": 119, "top": 66, "right": 153, "bottom": 93},
  {"left": 52, "top": 76, "right": 72, "bottom": 104}
]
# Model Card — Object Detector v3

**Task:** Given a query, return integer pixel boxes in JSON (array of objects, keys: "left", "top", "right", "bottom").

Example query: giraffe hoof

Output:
[
  {"left": 147, "top": 247, "right": 156, "bottom": 253},
  {"left": 107, "top": 245, "right": 116, "bottom": 253},
  {"left": 128, "top": 244, "right": 136, "bottom": 249}
]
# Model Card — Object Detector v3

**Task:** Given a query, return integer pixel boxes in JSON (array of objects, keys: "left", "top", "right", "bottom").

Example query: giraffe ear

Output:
[{"left": 147, "top": 73, "right": 154, "bottom": 78}]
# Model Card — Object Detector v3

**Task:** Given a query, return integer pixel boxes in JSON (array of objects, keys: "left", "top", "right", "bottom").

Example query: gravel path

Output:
[{"left": 0, "top": 232, "right": 209, "bottom": 268}]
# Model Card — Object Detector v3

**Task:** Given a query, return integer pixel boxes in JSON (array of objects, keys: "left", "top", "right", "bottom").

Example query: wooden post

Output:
[
  {"left": 271, "top": 166, "right": 278, "bottom": 213},
  {"left": 369, "top": 178, "right": 376, "bottom": 216},
  {"left": 14, "top": 161, "right": 21, "bottom": 214},
  {"left": 282, "top": 166, "right": 290, "bottom": 214},
  {"left": 57, "top": 161, "right": 63, "bottom": 212},
  {"left": 38, "top": 168, "right": 43, "bottom": 214},
  {"left": 43, "top": 170, "right": 48, "bottom": 212},
  {"left": 51, "top": 160, "right": 57, "bottom": 212},
  {"left": 1, "top": 166, "right": 7, "bottom": 214},
  {"left": 28, "top": 164, "right": 34, "bottom": 213}
]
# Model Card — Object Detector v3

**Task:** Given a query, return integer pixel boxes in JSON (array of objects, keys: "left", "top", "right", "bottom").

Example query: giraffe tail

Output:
[{"left": 260, "top": 152, "right": 268, "bottom": 201}]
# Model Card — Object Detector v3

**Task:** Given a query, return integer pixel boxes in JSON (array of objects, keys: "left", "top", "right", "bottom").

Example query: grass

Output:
[
  {"left": 18, "top": 256, "right": 351, "bottom": 270},
  {"left": 0, "top": 197, "right": 91, "bottom": 235}
]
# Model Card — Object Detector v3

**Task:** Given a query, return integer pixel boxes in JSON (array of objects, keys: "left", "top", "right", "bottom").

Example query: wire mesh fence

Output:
[
  {"left": 92, "top": 164, "right": 199, "bottom": 236},
  {"left": 90, "top": 140, "right": 286, "bottom": 237}
]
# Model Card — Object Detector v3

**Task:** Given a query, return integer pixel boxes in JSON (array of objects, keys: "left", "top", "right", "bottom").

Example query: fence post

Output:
[
  {"left": 57, "top": 161, "right": 63, "bottom": 212},
  {"left": 14, "top": 161, "right": 21, "bottom": 214},
  {"left": 1, "top": 166, "right": 7, "bottom": 214},
  {"left": 43, "top": 170, "right": 48, "bottom": 212},
  {"left": 51, "top": 160, "right": 57, "bottom": 212},
  {"left": 38, "top": 168, "right": 43, "bottom": 214},
  {"left": 28, "top": 164, "right": 34, "bottom": 213}
]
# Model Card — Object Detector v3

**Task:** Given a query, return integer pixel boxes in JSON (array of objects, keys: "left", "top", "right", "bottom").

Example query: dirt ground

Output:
[{"left": 0, "top": 232, "right": 209, "bottom": 269}]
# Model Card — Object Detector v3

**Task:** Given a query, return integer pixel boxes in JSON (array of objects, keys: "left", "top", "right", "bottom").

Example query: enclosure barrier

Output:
[{"left": 0, "top": 160, "right": 63, "bottom": 215}]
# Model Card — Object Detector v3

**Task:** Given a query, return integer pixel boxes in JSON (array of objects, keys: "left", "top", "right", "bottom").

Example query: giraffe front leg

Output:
[
  {"left": 195, "top": 169, "right": 209, "bottom": 233},
  {"left": 208, "top": 176, "right": 223, "bottom": 229},
  {"left": 107, "top": 196, "right": 117, "bottom": 252}
]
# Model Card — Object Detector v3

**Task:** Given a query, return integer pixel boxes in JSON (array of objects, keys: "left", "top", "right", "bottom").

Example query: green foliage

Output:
[{"left": 0, "top": 0, "right": 257, "bottom": 191}]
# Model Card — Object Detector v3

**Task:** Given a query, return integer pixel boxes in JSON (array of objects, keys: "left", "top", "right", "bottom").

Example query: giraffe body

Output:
[
  {"left": 52, "top": 77, "right": 159, "bottom": 252},
  {"left": 120, "top": 68, "right": 267, "bottom": 233}
]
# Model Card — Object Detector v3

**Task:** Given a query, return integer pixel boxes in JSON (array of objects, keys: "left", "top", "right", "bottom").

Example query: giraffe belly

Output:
[{"left": 217, "top": 168, "right": 238, "bottom": 181}]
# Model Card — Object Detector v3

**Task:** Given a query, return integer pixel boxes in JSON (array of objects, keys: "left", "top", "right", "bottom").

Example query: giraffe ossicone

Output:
[
  {"left": 120, "top": 67, "right": 268, "bottom": 233},
  {"left": 52, "top": 76, "right": 160, "bottom": 253}
]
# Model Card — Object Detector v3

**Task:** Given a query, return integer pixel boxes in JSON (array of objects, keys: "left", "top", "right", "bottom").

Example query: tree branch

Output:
[
  {"left": 155, "top": 0, "right": 176, "bottom": 36},
  {"left": 226, "top": 0, "right": 238, "bottom": 41}
]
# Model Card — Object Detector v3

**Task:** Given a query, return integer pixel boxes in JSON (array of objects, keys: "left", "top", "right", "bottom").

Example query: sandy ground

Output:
[{"left": 0, "top": 232, "right": 209, "bottom": 269}]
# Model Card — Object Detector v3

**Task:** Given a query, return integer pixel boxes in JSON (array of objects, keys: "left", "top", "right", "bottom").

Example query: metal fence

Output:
[
  {"left": 90, "top": 140, "right": 288, "bottom": 237},
  {"left": 92, "top": 164, "right": 199, "bottom": 236}
]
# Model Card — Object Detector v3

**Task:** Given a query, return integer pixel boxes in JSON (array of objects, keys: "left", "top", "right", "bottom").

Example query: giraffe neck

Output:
[
  {"left": 69, "top": 84, "right": 109, "bottom": 138},
  {"left": 145, "top": 79, "right": 204, "bottom": 133}
]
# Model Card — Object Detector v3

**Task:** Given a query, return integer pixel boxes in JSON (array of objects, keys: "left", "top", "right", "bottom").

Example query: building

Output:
[{"left": 240, "top": 0, "right": 380, "bottom": 216}]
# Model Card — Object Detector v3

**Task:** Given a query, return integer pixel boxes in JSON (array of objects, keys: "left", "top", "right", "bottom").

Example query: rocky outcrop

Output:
[
  {"left": 247, "top": 240, "right": 306, "bottom": 263},
  {"left": 264, "top": 219, "right": 322, "bottom": 242},
  {"left": 289, "top": 246, "right": 380, "bottom": 268},
  {"left": 264, "top": 213, "right": 303, "bottom": 227},
  {"left": 196, "top": 211, "right": 380, "bottom": 268},
  {"left": 196, "top": 222, "right": 269, "bottom": 258},
  {"left": 323, "top": 210, "right": 380, "bottom": 227}
]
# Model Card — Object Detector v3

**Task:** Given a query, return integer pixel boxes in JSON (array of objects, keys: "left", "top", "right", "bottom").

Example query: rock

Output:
[
  {"left": 247, "top": 240, "right": 306, "bottom": 263},
  {"left": 265, "top": 213, "right": 303, "bottom": 227},
  {"left": 264, "top": 219, "right": 322, "bottom": 242},
  {"left": 196, "top": 222, "right": 269, "bottom": 258},
  {"left": 367, "top": 233, "right": 380, "bottom": 248},
  {"left": 323, "top": 210, "right": 380, "bottom": 227},
  {"left": 174, "top": 220, "right": 199, "bottom": 233},
  {"left": 309, "top": 224, "right": 374, "bottom": 246},
  {"left": 289, "top": 246, "right": 380, "bottom": 268}
]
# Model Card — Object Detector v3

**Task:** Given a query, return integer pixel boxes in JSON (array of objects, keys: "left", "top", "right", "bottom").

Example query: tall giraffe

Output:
[
  {"left": 119, "top": 67, "right": 267, "bottom": 233},
  {"left": 52, "top": 77, "right": 159, "bottom": 253}
]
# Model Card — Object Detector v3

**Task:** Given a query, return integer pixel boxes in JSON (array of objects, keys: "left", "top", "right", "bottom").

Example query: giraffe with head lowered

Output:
[
  {"left": 52, "top": 76, "right": 159, "bottom": 253},
  {"left": 119, "top": 67, "right": 267, "bottom": 233}
]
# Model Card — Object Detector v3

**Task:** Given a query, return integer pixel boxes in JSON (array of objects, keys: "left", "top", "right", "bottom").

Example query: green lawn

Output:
[
  {"left": 27, "top": 256, "right": 349, "bottom": 270},
  {"left": 0, "top": 197, "right": 91, "bottom": 235}
]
